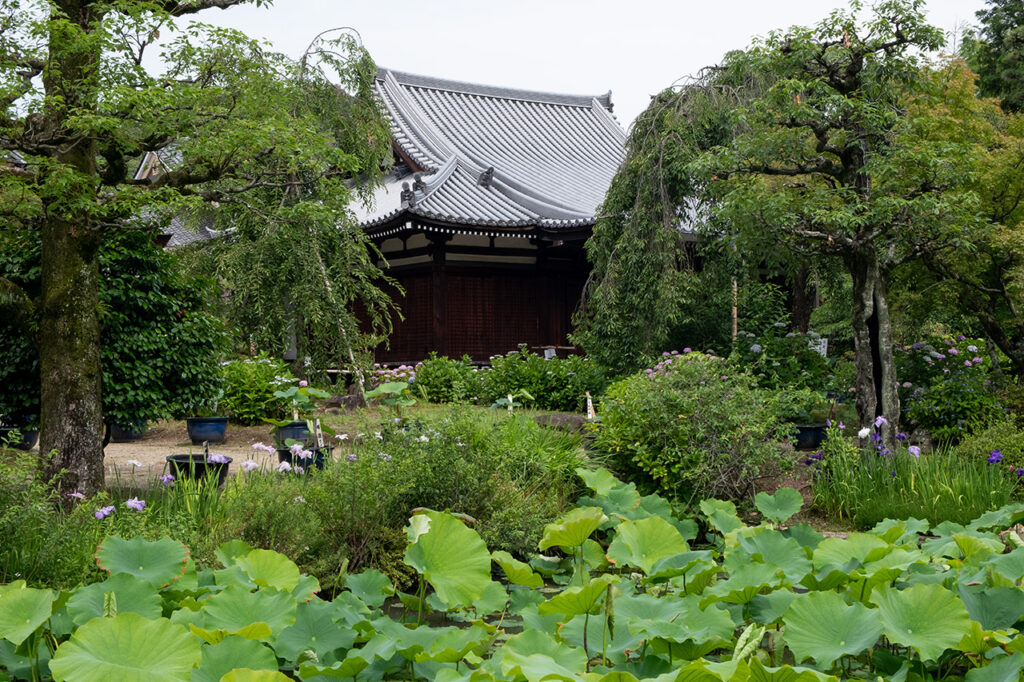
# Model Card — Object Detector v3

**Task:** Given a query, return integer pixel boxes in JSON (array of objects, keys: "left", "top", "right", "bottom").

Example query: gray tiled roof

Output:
[
  {"left": 162, "top": 213, "right": 218, "bottom": 248},
  {"left": 360, "top": 68, "right": 627, "bottom": 231}
]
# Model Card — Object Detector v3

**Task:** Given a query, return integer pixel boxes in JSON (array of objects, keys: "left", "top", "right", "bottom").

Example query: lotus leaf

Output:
[
  {"left": 66, "top": 573, "right": 161, "bottom": 626},
  {"left": 414, "top": 622, "right": 490, "bottom": 663},
  {"left": 49, "top": 612, "right": 200, "bottom": 682},
  {"left": 198, "top": 585, "right": 297, "bottom": 638},
  {"left": 95, "top": 536, "right": 189, "bottom": 587},
  {"left": 628, "top": 596, "right": 734, "bottom": 645},
  {"left": 539, "top": 507, "right": 608, "bottom": 552},
  {"left": 648, "top": 550, "right": 714, "bottom": 581},
  {"left": 344, "top": 569, "right": 394, "bottom": 609},
  {"left": 215, "top": 540, "right": 255, "bottom": 567},
  {"left": 986, "top": 548, "right": 1024, "bottom": 583},
  {"left": 965, "top": 652, "right": 1024, "bottom": 682},
  {"left": 577, "top": 467, "right": 623, "bottom": 496},
  {"left": 190, "top": 622, "right": 273, "bottom": 644},
  {"left": 298, "top": 652, "right": 370, "bottom": 679},
  {"left": 404, "top": 510, "right": 493, "bottom": 609},
  {"left": 812, "top": 534, "right": 890, "bottom": 571},
  {"left": 957, "top": 585, "right": 1024, "bottom": 631},
  {"left": 492, "top": 551, "right": 543, "bottom": 588},
  {"left": 783, "top": 591, "right": 883, "bottom": 669},
  {"left": 699, "top": 498, "right": 743, "bottom": 534},
  {"left": 538, "top": 574, "right": 618, "bottom": 618},
  {"left": 274, "top": 599, "right": 354, "bottom": 660},
  {"left": 0, "top": 584, "right": 53, "bottom": 646},
  {"left": 501, "top": 628, "right": 587, "bottom": 669},
  {"left": 500, "top": 651, "right": 580, "bottom": 682},
  {"left": 234, "top": 549, "right": 300, "bottom": 592},
  {"left": 754, "top": 488, "right": 803, "bottom": 525},
  {"left": 871, "top": 583, "right": 971, "bottom": 661},
  {"left": 749, "top": 590, "right": 798, "bottom": 625},
  {"left": 968, "top": 503, "right": 1024, "bottom": 531},
  {"left": 782, "top": 524, "right": 824, "bottom": 550},
  {"left": 191, "top": 636, "right": 278, "bottom": 682},
  {"left": 606, "top": 516, "right": 689, "bottom": 575},
  {"left": 474, "top": 580, "right": 510, "bottom": 614},
  {"left": 702, "top": 562, "right": 783, "bottom": 605},
  {"left": 869, "top": 518, "right": 929, "bottom": 544},
  {"left": 736, "top": 530, "right": 812, "bottom": 583}
]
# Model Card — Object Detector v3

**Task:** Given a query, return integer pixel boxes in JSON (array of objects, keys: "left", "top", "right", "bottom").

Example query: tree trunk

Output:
[
  {"left": 39, "top": 218, "right": 105, "bottom": 495},
  {"left": 790, "top": 265, "right": 813, "bottom": 333},
  {"left": 849, "top": 249, "right": 900, "bottom": 444},
  {"left": 38, "top": 0, "right": 106, "bottom": 496}
]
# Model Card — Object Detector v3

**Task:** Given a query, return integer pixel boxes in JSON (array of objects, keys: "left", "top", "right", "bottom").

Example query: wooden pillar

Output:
[
  {"left": 535, "top": 239, "right": 551, "bottom": 345},
  {"left": 428, "top": 233, "right": 450, "bottom": 356}
]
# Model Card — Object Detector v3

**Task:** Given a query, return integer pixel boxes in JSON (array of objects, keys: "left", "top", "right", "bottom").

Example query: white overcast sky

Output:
[{"left": 193, "top": 0, "right": 986, "bottom": 127}]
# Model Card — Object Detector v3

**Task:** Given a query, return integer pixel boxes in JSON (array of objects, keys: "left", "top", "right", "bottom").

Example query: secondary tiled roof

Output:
[{"left": 357, "top": 68, "right": 627, "bottom": 232}]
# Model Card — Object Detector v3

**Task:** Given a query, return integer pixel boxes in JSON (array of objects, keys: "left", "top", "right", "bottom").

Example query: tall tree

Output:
[
  {"left": 907, "top": 60, "right": 1024, "bottom": 375},
  {"left": 580, "top": 0, "right": 989, "bottom": 441},
  {"left": 0, "top": 1, "right": 391, "bottom": 495},
  {"left": 966, "top": 0, "right": 1024, "bottom": 112}
]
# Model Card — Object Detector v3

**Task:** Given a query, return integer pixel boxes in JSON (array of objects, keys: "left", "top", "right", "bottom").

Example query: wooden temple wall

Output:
[{"left": 374, "top": 265, "right": 587, "bottom": 364}]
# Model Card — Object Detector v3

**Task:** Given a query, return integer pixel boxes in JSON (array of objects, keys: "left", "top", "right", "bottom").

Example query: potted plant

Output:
[
  {"left": 109, "top": 420, "right": 146, "bottom": 443},
  {"left": 771, "top": 389, "right": 834, "bottom": 450},
  {"left": 166, "top": 448, "right": 233, "bottom": 486},
  {"left": 186, "top": 392, "right": 228, "bottom": 445},
  {"left": 276, "top": 441, "right": 333, "bottom": 471},
  {"left": 264, "top": 379, "right": 332, "bottom": 446}
]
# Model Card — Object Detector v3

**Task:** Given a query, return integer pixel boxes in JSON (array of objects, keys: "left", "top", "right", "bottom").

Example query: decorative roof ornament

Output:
[
  {"left": 412, "top": 173, "right": 426, "bottom": 192},
  {"left": 400, "top": 182, "right": 416, "bottom": 207},
  {"left": 477, "top": 166, "right": 494, "bottom": 187}
]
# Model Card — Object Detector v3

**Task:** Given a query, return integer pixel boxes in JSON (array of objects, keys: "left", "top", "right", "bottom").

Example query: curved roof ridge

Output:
[
  {"left": 379, "top": 71, "right": 454, "bottom": 165},
  {"left": 379, "top": 67, "right": 614, "bottom": 111}
]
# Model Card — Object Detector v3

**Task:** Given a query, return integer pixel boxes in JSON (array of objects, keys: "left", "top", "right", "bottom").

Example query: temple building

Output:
[{"left": 353, "top": 68, "right": 626, "bottom": 363}]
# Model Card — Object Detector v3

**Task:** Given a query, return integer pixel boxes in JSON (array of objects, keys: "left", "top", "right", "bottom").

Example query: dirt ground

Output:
[{"left": 13, "top": 418, "right": 356, "bottom": 482}]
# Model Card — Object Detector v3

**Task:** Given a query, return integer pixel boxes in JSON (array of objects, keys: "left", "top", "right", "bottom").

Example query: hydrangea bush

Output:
[
  {"left": 898, "top": 335, "right": 1003, "bottom": 443},
  {"left": 728, "top": 324, "right": 832, "bottom": 391}
]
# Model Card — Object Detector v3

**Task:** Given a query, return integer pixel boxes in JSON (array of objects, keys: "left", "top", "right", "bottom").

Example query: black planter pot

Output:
[
  {"left": 110, "top": 422, "right": 145, "bottom": 443},
  {"left": 273, "top": 421, "right": 311, "bottom": 447},
  {"left": 0, "top": 427, "right": 38, "bottom": 451},
  {"left": 793, "top": 423, "right": 828, "bottom": 451},
  {"left": 166, "top": 454, "right": 233, "bottom": 485},
  {"left": 186, "top": 417, "right": 229, "bottom": 445},
  {"left": 277, "top": 445, "right": 332, "bottom": 471}
]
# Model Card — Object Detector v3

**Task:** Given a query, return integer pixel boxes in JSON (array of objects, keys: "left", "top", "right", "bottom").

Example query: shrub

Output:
[
  {"left": 220, "top": 355, "right": 294, "bottom": 424},
  {"left": 0, "top": 228, "right": 227, "bottom": 429},
  {"left": 369, "top": 363, "right": 416, "bottom": 388},
  {"left": 308, "top": 410, "right": 584, "bottom": 575},
  {"left": 482, "top": 346, "right": 607, "bottom": 412},
  {"left": 411, "top": 353, "right": 483, "bottom": 403},
  {"left": 953, "top": 417, "right": 1024, "bottom": 474},
  {"left": 594, "top": 351, "right": 789, "bottom": 503},
  {"left": 728, "top": 325, "right": 831, "bottom": 391},
  {"left": 901, "top": 336, "right": 1003, "bottom": 444}
]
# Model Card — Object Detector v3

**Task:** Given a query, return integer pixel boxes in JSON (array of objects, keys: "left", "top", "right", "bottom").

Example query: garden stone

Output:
[{"left": 535, "top": 413, "right": 587, "bottom": 433}]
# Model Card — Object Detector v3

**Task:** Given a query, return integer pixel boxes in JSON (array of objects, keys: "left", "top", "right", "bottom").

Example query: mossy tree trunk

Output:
[
  {"left": 849, "top": 249, "right": 899, "bottom": 444},
  {"left": 37, "top": 0, "right": 106, "bottom": 494},
  {"left": 39, "top": 217, "right": 105, "bottom": 493}
]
